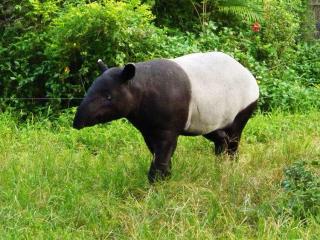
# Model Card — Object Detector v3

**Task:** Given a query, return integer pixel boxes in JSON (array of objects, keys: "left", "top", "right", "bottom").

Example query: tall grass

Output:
[{"left": 0, "top": 111, "right": 319, "bottom": 239}]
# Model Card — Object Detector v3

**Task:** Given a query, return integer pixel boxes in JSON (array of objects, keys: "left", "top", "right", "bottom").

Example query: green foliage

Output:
[
  {"left": 149, "top": 0, "right": 263, "bottom": 30},
  {"left": 148, "top": 0, "right": 199, "bottom": 30},
  {"left": 0, "top": 0, "right": 82, "bottom": 109},
  {"left": 0, "top": 0, "right": 319, "bottom": 113},
  {"left": 262, "top": 0, "right": 301, "bottom": 61},
  {"left": 217, "top": 0, "right": 263, "bottom": 22},
  {"left": 0, "top": 0, "right": 168, "bottom": 109},
  {"left": 0, "top": 0, "right": 49, "bottom": 108},
  {"left": 45, "top": 0, "right": 162, "bottom": 99},
  {"left": 293, "top": 42, "right": 320, "bottom": 87},
  {"left": 255, "top": 40, "right": 320, "bottom": 112},
  {"left": 281, "top": 161, "right": 320, "bottom": 220}
]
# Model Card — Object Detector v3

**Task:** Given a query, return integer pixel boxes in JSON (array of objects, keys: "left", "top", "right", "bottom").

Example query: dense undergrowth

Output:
[
  {"left": 0, "top": 111, "right": 319, "bottom": 238},
  {"left": 0, "top": 0, "right": 319, "bottom": 112}
]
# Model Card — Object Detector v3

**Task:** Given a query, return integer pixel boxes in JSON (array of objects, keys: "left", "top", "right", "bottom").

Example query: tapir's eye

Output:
[{"left": 106, "top": 94, "right": 112, "bottom": 101}]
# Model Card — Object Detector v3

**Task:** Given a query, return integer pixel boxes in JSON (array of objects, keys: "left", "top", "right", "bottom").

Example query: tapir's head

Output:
[{"left": 73, "top": 60, "right": 136, "bottom": 129}]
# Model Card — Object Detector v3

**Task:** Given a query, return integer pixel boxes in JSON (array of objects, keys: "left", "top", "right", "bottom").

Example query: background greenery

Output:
[{"left": 0, "top": 0, "right": 319, "bottom": 112}]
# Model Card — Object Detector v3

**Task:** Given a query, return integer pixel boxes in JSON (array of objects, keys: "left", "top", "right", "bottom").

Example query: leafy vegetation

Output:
[
  {"left": 281, "top": 160, "right": 320, "bottom": 220},
  {"left": 45, "top": 1, "right": 164, "bottom": 102},
  {"left": 148, "top": 0, "right": 264, "bottom": 30},
  {"left": 0, "top": 111, "right": 319, "bottom": 238},
  {"left": 0, "top": 0, "right": 319, "bottom": 112}
]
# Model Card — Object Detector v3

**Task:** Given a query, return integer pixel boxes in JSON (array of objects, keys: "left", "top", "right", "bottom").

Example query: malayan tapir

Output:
[{"left": 73, "top": 52, "right": 259, "bottom": 182}]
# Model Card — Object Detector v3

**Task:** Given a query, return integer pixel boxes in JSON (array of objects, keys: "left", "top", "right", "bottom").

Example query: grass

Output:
[{"left": 0, "top": 110, "right": 319, "bottom": 239}]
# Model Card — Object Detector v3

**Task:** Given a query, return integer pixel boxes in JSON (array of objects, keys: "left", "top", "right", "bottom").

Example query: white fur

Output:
[{"left": 171, "top": 52, "right": 259, "bottom": 134}]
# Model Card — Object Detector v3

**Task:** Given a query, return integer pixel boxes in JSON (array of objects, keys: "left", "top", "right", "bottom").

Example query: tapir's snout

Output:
[
  {"left": 72, "top": 111, "right": 85, "bottom": 130},
  {"left": 72, "top": 103, "right": 90, "bottom": 130},
  {"left": 72, "top": 100, "right": 103, "bottom": 130},
  {"left": 72, "top": 119, "right": 84, "bottom": 130}
]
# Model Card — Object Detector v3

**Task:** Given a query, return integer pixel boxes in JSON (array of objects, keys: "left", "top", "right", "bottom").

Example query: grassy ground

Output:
[{"left": 0, "top": 111, "right": 319, "bottom": 239}]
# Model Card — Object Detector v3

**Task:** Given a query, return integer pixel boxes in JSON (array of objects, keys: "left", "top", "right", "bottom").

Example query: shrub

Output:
[
  {"left": 261, "top": 0, "right": 301, "bottom": 62},
  {"left": 44, "top": 0, "right": 168, "bottom": 101},
  {"left": 256, "top": 41, "right": 320, "bottom": 112},
  {"left": 148, "top": 0, "right": 263, "bottom": 31},
  {"left": 0, "top": 0, "right": 170, "bottom": 110},
  {"left": 293, "top": 42, "right": 320, "bottom": 88},
  {"left": 0, "top": 0, "right": 85, "bottom": 110},
  {"left": 0, "top": 0, "right": 318, "bottom": 113},
  {"left": 281, "top": 160, "right": 320, "bottom": 220},
  {"left": 0, "top": 0, "right": 54, "bottom": 109}
]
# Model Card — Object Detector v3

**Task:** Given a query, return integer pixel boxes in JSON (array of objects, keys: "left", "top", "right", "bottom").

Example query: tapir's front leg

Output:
[{"left": 144, "top": 130, "right": 178, "bottom": 183}]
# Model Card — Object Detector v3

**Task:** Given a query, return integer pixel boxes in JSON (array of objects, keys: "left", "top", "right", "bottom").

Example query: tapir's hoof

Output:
[{"left": 148, "top": 169, "right": 171, "bottom": 183}]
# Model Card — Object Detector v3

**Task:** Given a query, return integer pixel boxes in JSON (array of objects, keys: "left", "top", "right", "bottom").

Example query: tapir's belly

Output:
[{"left": 172, "top": 52, "right": 259, "bottom": 135}]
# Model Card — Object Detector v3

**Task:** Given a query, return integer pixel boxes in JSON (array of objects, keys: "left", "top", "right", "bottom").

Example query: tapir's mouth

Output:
[
  {"left": 73, "top": 119, "right": 99, "bottom": 130},
  {"left": 73, "top": 112, "right": 109, "bottom": 130},
  {"left": 73, "top": 112, "right": 94, "bottom": 130},
  {"left": 73, "top": 122, "right": 84, "bottom": 130},
  {"left": 72, "top": 119, "right": 87, "bottom": 130}
]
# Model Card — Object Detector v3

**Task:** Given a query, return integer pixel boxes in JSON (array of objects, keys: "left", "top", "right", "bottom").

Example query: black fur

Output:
[
  {"left": 73, "top": 59, "right": 258, "bottom": 183},
  {"left": 73, "top": 59, "right": 191, "bottom": 182}
]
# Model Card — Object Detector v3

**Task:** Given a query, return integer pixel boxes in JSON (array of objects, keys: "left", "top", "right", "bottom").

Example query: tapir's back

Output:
[{"left": 171, "top": 52, "right": 259, "bottom": 134}]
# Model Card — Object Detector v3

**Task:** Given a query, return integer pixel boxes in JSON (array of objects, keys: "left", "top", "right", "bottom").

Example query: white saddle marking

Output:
[{"left": 171, "top": 52, "right": 259, "bottom": 134}]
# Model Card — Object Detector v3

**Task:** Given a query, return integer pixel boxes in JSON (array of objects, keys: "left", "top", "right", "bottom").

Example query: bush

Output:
[
  {"left": 262, "top": 0, "right": 301, "bottom": 62},
  {"left": 0, "top": 0, "right": 170, "bottom": 110},
  {"left": 0, "top": 0, "right": 84, "bottom": 110},
  {"left": 0, "top": 0, "right": 318, "bottom": 113},
  {"left": 0, "top": 0, "right": 54, "bottom": 109},
  {"left": 148, "top": 0, "right": 263, "bottom": 31},
  {"left": 256, "top": 41, "right": 320, "bottom": 112},
  {"left": 44, "top": 0, "right": 165, "bottom": 101},
  {"left": 281, "top": 160, "right": 320, "bottom": 220},
  {"left": 293, "top": 42, "right": 320, "bottom": 88}
]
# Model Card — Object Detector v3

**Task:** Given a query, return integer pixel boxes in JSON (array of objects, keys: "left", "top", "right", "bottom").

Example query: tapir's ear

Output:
[
  {"left": 121, "top": 63, "right": 135, "bottom": 82},
  {"left": 97, "top": 59, "right": 108, "bottom": 73}
]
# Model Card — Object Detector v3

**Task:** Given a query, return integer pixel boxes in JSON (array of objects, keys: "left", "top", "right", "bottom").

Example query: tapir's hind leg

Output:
[
  {"left": 204, "top": 100, "right": 257, "bottom": 155},
  {"left": 204, "top": 130, "right": 229, "bottom": 155},
  {"left": 224, "top": 101, "right": 258, "bottom": 154}
]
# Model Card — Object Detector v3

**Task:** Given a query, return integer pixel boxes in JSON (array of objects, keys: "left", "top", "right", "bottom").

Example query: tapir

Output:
[{"left": 73, "top": 52, "right": 259, "bottom": 182}]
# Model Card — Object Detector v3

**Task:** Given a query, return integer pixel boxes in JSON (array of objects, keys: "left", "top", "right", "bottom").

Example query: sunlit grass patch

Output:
[{"left": 0, "top": 111, "right": 319, "bottom": 239}]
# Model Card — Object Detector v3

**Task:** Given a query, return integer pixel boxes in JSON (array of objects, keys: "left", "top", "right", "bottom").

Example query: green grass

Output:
[{"left": 0, "top": 111, "right": 319, "bottom": 239}]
